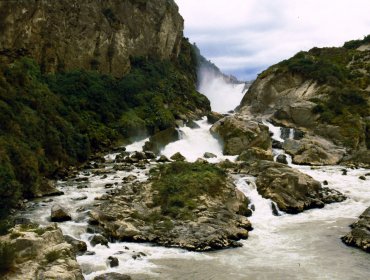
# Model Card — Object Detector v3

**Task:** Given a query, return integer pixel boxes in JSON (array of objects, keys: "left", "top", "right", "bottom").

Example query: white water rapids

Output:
[{"left": 18, "top": 78, "right": 370, "bottom": 279}]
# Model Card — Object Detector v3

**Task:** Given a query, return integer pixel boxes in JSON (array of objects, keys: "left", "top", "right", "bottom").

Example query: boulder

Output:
[
  {"left": 249, "top": 161, "right": 346, "bottom": 214},
  {"left": 143, "top": 127, "right": 179, "bottom": 154},
  {"left": 51, "top": 204, "right": 72, "bottom": 222},
  {"left": 89, "top": 234, "right": 109, "bottom": 247},
  {"left": 64, "top": 235, "right": 87, "bottom": 254},
  {"left": 170, "top": 152, "right": 186, "bottom": 161},
  {"left": 36, "top": 179, "right": 64, "bottom": 197},
  {"left": 0, "top": 224, "right": 83, "bottom": 280},
  {"left": 272, "top": 139, "right": 283, "bottom": 149},
  {"left": 276, "top": 154, "right": 288, "bottom": 164},
  {"left": 186, "top": 120, "right": 201, "bottom": 129},
  {"left": 207, "top": 112, "right": 224, "bottom": 124},
  {"left": 203, "top": 152, "right": 217, "bottom": 158},
  {"left": 283, "top": 135, "right": 346, "bottom": 165},
  {"left": 107, "top": 256, "right": 119, "bottom": 267},
  {"left": 157, "top": 155, "right": 170, "bottom": 163},
  {"left": 237, "top": 147, "right": 273, "bottom": 162},
  {"left": 210, "top": 115, "right": 271, "bottom": 155},
  {"left": 93, "top": 273, "right": 132, "bottom": 280},
  {"left": 89, "top": 164, "right": 253, "bottom": 251},
  {"left": 341, "top": 206, "right": 370, "bottom": 253}
]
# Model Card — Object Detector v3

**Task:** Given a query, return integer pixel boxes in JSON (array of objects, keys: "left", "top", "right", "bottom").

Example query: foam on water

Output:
[{"left": 160, "top": 117, "right": 236, "bottom": 163}]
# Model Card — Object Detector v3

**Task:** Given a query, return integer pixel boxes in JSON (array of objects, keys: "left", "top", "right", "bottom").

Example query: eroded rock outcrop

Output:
[
  {"left": 248, "top": 161, "right": 346, "bottom": 214},
  {"left": 0, "top": 0, "right": 184, "bottom": 77},
  {"left": 283, "top": 135, "right": 346, "bottom": 165},
  {"left": 342, "top": 206, "right": 370, "bottom": 253},
  {"left": 89, "top": 162, "right": 253, "bottom": 251},
  {"left": 0, "top": 224, "right": 83, "bottom": 280},
  {"left": 210, "top": 115, "right": 272, "bottom": 157}
]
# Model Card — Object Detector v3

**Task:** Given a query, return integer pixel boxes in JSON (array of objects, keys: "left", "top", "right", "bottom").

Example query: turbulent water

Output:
[{"left": 18, "top": 80, "right": 370, "bottom": 280}]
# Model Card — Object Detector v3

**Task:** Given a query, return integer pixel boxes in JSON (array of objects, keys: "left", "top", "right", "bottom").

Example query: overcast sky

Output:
[{"left": 175, "top": 0, "right": 370, "bottom": 81}]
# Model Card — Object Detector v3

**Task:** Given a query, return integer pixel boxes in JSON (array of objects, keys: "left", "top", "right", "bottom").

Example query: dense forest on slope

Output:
[{"left": 0, "top": 39, "right": 210, "bottom": 219}]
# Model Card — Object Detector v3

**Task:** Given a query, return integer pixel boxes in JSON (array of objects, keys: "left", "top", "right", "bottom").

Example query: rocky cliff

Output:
[
  {"left": 0, "top": 0, "right": 184, "bottom": 77},
  {"left": 238, "top": 36, "right": 370, "bottom": 164}
]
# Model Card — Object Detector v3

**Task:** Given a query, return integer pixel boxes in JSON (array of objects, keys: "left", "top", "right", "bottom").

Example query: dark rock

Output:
[
  {"left": 170, "top": 152, "right": 186, "bottom": 161},
  {"left": 51, "top": 204, "right": 72, "bottom": 222},
  {"left": 271, "top": 202, "right": 280, "bottom": 216},
  {"left": 143, "top": 127, "right": 179, "bottom": 154},
  {"left": 132, "top": 252, "right": 147, "bottom": 260},
  {"left": 93, "top": 273, "right": 132, "bottom": 280},
  {"left": 37, "top": 179, "right": 64, "bottom": 197},
  {"left": 89, "top": 234, "right": 109, "bottom": 247},
  {"left": 122, "top": 175, "right": 137, "bottom": 183},
  {"left": 280, "top": 127, "right": 292, "bottom": 140},
  {"left": 157, "top": 155, "right": 170, "bottom": 163},
  {"left": 341, "top": 206, "right": 370, "bottom": 253},
  {"left": 186, "top": 120, "right": 200, "bottom": 129},
  {"left": 272, "top": 139, "right": 283, "bottom": 149},
  {"left": 276, "top": 154, "right": 288, "bottom": 164},
  {"left": 144, "top": 151, "right": 156, "bottom": 159},
  {"left": 64, "top": 235, "right": 87, "bottom": 254},
  {"left": 207, "top": 112, "right": 224, "bottom": 124},
  {"left": 107, "top": 256, "right": 119, "bottom": 267},
  {"left": 203, "top": 152, "right": 217, "bottom": 158},
  {"left": 342, "top": 169, "right": 347, "bottom": 175},
  {"left": 293, "top": 129, "right": 305, "bottom": 140},
  {"left": 323, "top": 180, "right": 329, "bottom": 185},
  {"left": 131, "top": 151, "right": 146, "bottom": 160},
  {"left": 250, "top": 204, "right": 255, "bottom": 211},
  {"left": 359, "top": 176, "right": 366, "bottom": 181},
  {"left": 85, "top": 251, "right": 96, "bottom": 255}
]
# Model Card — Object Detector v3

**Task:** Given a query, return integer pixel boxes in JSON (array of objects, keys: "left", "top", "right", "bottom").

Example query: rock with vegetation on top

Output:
[
  {"left": 341, "top": 206, "right": 370, "bottom": 253},
  {"left": 0, "top": 224, "right": 83, "bottom": 280},
  {"left": 248, "top": 161, "right": 346, "bottom": 214},
  {"left": 143, "top": 127, "right": 180, "bottom": 154},
  {"left": 207, "top": 112, "right": 224, "bottom": 124},
  {"left": 51, "top": 204, "right": 72, "bottom": 222},
  {"left": 203, "top": 152, "right": 217, "bottom": 158},
  {"left": 210, "top": 115, "right": 272, "bottom": 156},
  {"left": 170, "top": 152, "right": 186, "bottom": 161},
  {"left": 89, "top": 162, "right": 252, "bottom": 251}
]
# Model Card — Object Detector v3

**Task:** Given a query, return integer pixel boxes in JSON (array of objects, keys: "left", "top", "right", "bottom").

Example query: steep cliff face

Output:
[
  {"left": 238, "top": 36, "right": 370, "bottom": 157},
  {"left": 0, "top": 0, "right": 184, "bottom": 77}
]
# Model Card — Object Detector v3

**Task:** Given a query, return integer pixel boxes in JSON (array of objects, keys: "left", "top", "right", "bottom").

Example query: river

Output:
[{"left": 17, "top": 79, "right": 370, "bottom": 280}]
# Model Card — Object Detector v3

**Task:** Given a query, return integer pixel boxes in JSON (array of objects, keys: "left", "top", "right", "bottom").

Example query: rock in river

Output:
[
  {"left": 341, "top": 206, "right": 370, "bottom": 253},
  {"left": 51, "top": 204, "right": 72, "bottom": 222},
  {"left": 249, "top": 161, "right": 346, "bottom": 214}
]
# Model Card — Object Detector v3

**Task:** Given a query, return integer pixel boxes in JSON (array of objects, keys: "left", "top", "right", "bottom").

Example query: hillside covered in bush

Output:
[{"left": 0, "top": 38, "right": 210, "bottom": 219}]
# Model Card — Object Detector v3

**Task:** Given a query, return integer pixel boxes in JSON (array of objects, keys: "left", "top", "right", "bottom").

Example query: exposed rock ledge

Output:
[
  {"left": 90, "top": 164, "right": 252, "bottom": 251},
  {"left": 0, "top": 224, "right": 83, "bottom": 280},
  {"left": 247, "top": 161, "right": 346, "bottom": 214},
  {"left": 342, "top": 206, "right": 370, "bottom": 253}
]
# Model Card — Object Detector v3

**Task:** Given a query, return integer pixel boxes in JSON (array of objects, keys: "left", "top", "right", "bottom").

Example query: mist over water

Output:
[{"left": 197, "top": 67, "right": 247, "bottom": 113}]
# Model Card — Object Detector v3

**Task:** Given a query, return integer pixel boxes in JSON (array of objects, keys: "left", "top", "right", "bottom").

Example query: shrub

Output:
[{"left": 150, "top": 162, "right": 226, "bottom": 219}]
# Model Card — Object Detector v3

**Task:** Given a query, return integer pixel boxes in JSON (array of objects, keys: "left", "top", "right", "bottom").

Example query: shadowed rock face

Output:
[{"left": 0, "top": 0, "right": 183, "bottom": 77}]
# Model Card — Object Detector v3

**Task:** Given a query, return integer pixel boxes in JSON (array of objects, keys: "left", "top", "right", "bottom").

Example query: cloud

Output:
[{"left": 175, "top": 0, "right": 370, "bottom": 80}]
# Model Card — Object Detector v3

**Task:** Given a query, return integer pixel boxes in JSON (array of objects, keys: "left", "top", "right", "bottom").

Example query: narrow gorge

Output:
[{"left": 0, "top": 1, "right": 369, "bottom": 280}]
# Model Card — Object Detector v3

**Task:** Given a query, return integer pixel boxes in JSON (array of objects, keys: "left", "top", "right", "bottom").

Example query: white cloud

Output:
[{"left": 175, "top": 0, "right": 370, "bottom": 80}]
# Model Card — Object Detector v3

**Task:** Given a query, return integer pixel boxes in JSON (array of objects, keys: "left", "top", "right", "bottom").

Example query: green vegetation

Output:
[
  {"left": 45, "top": 250, "right": 61, "bottom": 263},
  {"left": 264, "top": 36, "right": 370, "bottom": 149},
  {"left": 0, "top": 38, "right": 209, "bottom": 219},
  {"left": 150, "top": 162, "right": 226, "bottom": 219},
  {"left": 343, "top": 35, "right": 370, "bottom": 50},
  {"left": 0, "top": 241, "right": 15, "bottom": 274}
]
